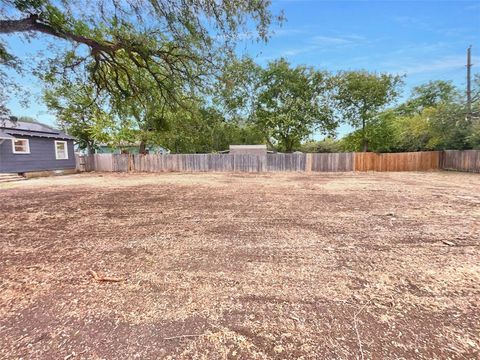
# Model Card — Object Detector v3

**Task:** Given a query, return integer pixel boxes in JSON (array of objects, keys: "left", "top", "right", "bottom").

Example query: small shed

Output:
[{"left": 228, "top": 145, "right": 267, "bottom": 156}]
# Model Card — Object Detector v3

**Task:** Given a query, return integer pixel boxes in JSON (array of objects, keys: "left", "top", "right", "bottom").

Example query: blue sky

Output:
[{"left": 3, "top": 0, "right": 480, "bottom": 137}]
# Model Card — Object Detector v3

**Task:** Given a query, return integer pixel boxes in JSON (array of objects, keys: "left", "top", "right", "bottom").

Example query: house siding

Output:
[{"left": 0, "top": 137, "right": 75, "bottom": 173}]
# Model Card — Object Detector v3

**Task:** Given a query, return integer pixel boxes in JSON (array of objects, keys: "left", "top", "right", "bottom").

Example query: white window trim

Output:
[
  {"left": 55, "top": 140, "right": 69, "bottom": 160},
  {"left": 12, "top": 138, "right": 30, "bottom": 154}
]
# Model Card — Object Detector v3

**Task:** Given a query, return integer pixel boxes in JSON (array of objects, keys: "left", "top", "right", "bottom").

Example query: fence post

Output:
[
  {"left": 260, "top": 154, "right": 267, "bottom": 172},
  {"left": 111, "top": 154, "right": 115, "bottom": 172},
  {"left": 305, "top": 153, "right": 312, "bottom": 172},
  {"left": 128, "top": 154, "right": 134, "bottom": 172},
  {"left": 75, "top": 154, "right": 86, "bottom": 172}
]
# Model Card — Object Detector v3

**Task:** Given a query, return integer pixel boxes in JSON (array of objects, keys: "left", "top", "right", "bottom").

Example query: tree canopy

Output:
[
  {"left": 254, "top": 59, "right": 337, "bottom": 152},
  {"left": 396, "top": 80, "right": 459, "bottom": 115},
  {"left": 0, "top": 0, "right": 281, "bottom": 115},
  {"left": 339, "top": 78, "right": 480, "bottom": 152},
  {"left": 217, "top": 57, "right": 337, "bottom": 152},
  {"left": 43, "top": 80, "right": 115, "bottom": 154},
  {"left": 334, "top": 71, "right": 403, "bottom": 151}
]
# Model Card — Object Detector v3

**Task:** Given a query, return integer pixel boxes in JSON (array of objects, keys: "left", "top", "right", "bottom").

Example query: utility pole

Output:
[{"left": 466, "top": 45, "right": 472, "bottom": 117}]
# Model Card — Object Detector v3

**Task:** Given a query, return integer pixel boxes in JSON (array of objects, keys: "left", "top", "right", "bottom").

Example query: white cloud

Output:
[
  {"left": 383, "top": 54, "right": 479, "bottom": 75},
  {"left": 465, "top": 3, "right": 480, "bottom": 10},
  {"left": 278, "top": 33, "right": 368, "bottom": 57},
  {"left": 271, "top": 28, "right": 308, "bottom": 37},
  {"left": 310, "top": 34, "right": 367, "bottom": 46},
  {"left": 393, "top": 15, "right": 472, "bottom": 38},
  {"left": 394, "top": 16, "right": 427, "bottom": 27},
  {"left": 281, "top": 45, "right": 317, "bottom": 57},
  {"left": 388, "top": 42, "right": 450, "bottom": 56},
  {"left": 310, "top": 35, "right": 351, "bottom": 45}
]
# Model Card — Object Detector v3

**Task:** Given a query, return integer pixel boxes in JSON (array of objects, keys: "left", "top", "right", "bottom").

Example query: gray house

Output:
[{"left": 0, "top": 119, "right": 75, "bottom": 174}]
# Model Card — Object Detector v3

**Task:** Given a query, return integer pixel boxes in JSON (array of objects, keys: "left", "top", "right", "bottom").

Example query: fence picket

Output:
[
  {"left": 76, "top": 150, "right": 480, "bottom": 173},
  {"left": 442, "top": 150, "right": 480, "bottom": 173}
]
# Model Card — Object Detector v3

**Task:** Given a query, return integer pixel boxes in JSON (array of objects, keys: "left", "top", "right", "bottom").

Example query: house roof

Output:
[
  {"left": 229, "top": 145, "right": 267, "bottom": 150},
  {"left": 0, "top": 119, "right": 75, "bottom": 140},
  {"left": 0, "top": 129, "right": 15, "bottom": 139}
]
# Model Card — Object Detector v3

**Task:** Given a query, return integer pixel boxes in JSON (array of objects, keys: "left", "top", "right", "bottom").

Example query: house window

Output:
[
  {"left": 12, "top": 139, "right": 30, "bottom": 154},
  {"left": 55, "top": 140, "right": 69, "bottom": 160}
]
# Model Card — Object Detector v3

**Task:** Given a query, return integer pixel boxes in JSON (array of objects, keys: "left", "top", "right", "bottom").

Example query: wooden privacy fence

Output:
[
  {"left": 74, "top": 150, "right": 480, "bottom": 173},
  {"left": 311, "top": 153, "right": 354, "bottom": 171},
  {"left": 354, "top": 151, "right": 442, "bottom": 172},
  {"left": 134, "top": 153, "right": 265, "bottom": 172},
  {"left": 442, "top": 150, "right": 480, "bottom": 173}
]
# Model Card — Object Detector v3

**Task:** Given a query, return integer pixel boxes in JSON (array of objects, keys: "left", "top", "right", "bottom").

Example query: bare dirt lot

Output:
[{"left": 1, "top": 171, "right": 479, "bottom": 359}]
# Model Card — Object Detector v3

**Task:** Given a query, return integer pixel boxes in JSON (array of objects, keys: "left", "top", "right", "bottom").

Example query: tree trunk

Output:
[
  {"left": 265, "top": 137, "right": 276, "bottom": 152},
  {"left": 139, "top": 141, "right": 147, "bottom": 154},
  {"left": 86, "top": 143, "right": 94, "bottom": 155},
  {"left": 285, "top": 140, "right": 293, "bottom": 153},
  {"left": 362, "top": 139, "right": 369, "bottom": 152},
  {"left": 362, "top": 118, "right": 368, "bottom": 152}
]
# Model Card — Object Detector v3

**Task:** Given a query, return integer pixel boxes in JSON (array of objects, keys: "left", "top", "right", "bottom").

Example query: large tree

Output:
[
  {"left": 396, "top": 80, "right": 459, "bottom": 115},
  {"left": 0, "top": 0, "right": 280, "bottom": 115},
  {"left": 255, "top": 59, "right": 336, "bottom": 152},
  {"left": 43, "top": 81, "right": 114, "bottom": 154},
  {"left": 44, "top": 70, "right": 182, "bottom": 153},
  {"left": 217, "top": 57, "right": 337, "bottom": 152},
  {"left": 45, "top": 72, "right": 264, "bottom": 154},
  {"left": 216, "top": 56, "right": 261, "bottom": 122},
  {"left": 159, "top": 106, "right": 264, "bottom": 153},
  {"left": 339, "top": 76, "right": 480, "bottom": 152},
  {"left": 335, "top": 71, "right": 402, "bottom": 152}
]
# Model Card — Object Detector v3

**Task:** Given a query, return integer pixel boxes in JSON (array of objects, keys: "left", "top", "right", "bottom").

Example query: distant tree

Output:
[
  {"left": 300, "top": 138, "right": 341, "bottom": 153},
  {"left": 335, "top": 71, "right": 402, "bottom": 152},
  {"left": 108, "top": 78, "right": 171, "bottom": 154},
  {"left": 468, "top": 120, "right": 480, "bottom": 149},
  {"left": 392, "top": 110, "right": 434, "bottom": 151},
  {"left": 341, "top": 105, "right": 472, "bottom": 153},
  {"left": 340, "top": 110, "right": 399, "bottom": 152},
  {"left": 159, "top": 106, "right": 264, "bottom": 153},
  {"left": 216, "top": 56, "right": 262, "bottom": 123},
  {"left": 425, "top": 103, "right": 471, "bottom": 150},
  {"left": 254, "top": 59, "right": 337, "bottom": 152},
  {"left": 44, "top": 82, "right": 114, "bottom": 153},
  {"left": 467, "top": 74, "right": 480, "bottom": 147},
  {"left": 397, "top": 80, "right": 459, "bottom": 115},
  {"left": 392, "top": 78, "right": 477, "bottom": 151},
  {"left": 218, "top": 58, "right": 337, "bottom": 152}
]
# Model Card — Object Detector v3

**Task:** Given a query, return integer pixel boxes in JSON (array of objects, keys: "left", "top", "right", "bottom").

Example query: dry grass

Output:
[{"left": 0, "top": 171, "right": 479, "bottom": 359}]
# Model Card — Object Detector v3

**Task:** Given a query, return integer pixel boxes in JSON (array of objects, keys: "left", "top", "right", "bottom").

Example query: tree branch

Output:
[{"left": 0, "top": 14, "right": 120, "bottom": 54}]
